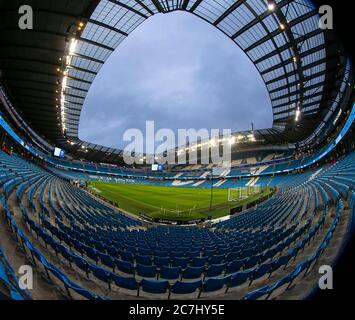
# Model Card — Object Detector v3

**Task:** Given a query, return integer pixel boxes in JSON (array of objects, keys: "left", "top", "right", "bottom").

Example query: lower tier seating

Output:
[{"left": 0, "top": 150, "right": 354, "bottom": 300}]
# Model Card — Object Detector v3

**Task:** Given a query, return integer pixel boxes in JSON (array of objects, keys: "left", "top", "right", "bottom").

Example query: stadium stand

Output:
[{"left": 0, "top": 148, "right": 354, "bottom": 299}]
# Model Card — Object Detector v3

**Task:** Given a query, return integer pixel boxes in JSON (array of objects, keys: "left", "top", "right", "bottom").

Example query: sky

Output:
[{"left": 78, "top": 11, "right": 272, "bottom": 152}]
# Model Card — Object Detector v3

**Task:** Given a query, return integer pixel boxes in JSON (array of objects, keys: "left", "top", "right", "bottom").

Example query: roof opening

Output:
[{"left": 79, "top": 11, "right": 272, "bottom": 151}]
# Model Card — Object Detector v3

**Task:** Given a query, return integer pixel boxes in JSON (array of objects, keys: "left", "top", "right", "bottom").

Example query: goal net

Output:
[
  {"left": 159, "top": 205, "right": 195, "bottom": 217},
  {"left": 228, "top": 186, "right": 262, "bottom": 202}
]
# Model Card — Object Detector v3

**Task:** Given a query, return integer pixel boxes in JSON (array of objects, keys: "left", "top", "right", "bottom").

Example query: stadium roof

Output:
[{"left": 0, "top": 0, "right": 352, "bottom": 162}]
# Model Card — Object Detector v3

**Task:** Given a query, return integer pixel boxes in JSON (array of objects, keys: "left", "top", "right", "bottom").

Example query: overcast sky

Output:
[{"left": 78, "top": 11, "right": 272, "bottom": 152}]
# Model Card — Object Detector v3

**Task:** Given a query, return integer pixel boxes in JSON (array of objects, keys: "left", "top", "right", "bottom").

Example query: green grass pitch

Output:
[{"left": 87, "top": 181, "right": 271, "bottom": 221}]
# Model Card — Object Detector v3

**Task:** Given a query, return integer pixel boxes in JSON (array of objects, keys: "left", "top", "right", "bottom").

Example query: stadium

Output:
[{"left": 0, "top": 0, "right": 354, "bottom": 304}]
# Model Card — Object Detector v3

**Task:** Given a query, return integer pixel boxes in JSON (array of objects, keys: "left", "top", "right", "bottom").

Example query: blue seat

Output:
[
  {"left": 209, "top": 255, "right": 225, "bottom": 264},
  {"left": 115, "top": 259, "right": 135, "bottom": 275},
  {"left": 198, "top": 276, "right": 230, "bottom": 297},
  {"left": 250, "top": 262, "right": 274, "bottom": 284},
  {"left": 138, "top": 248, "right": 152, "bottom": 256},
  {"left": 171, "top": 257, "right": 189, "bottom": 268},
  {"left": 120, "top": 251, "right": 134, "bottom": 263},
  {"left": 154, "top": 256, "right": 170, "bottom": 268},
  {"left": 203, "top": 249, "right": 216, "bottom": 257},
  {"left": 73, "top": 255, "right": 89, "bottom": 277},
  {"left": 136, "top": 264, "right": 157, "bottom": 278},
  {"left": 72, "top": 239, "right": 83, "bottom": 254},
  {"left": 84, "top": 247, "right": 98, "bottom": 263},
  {"left": 204, "top": 263, "right": 226, "bottom": 278},
  {"left": 267, "top": 273, "right": 294, "bottom": 299},
  {"left": 136, "top": 254, "right": 152, "bottom": 266},
  {"left": 94, "top": 242, "right": 106, "bottom": 253},
  {"left": 160, "top": 266, "right": 181, "bottom": 280},
  {"left": 186, "top": 250, "right": 200, "bottom": 258},
  {"left": 154, "top": 250, "right": 168, "bottom": 257},
  {"left": 140, "top": 279, "right": 170, "bottom": 295},
  {"left": 191, "top": 257, "right": 208, "bottom": 267},
  {"left": 107, "top": 247, "right": 118, "bottom": 258},
  {"left": 226, "top": 259, "right": 245, "bottom": 273},
  {"left": 270, "top": 255, "right": 291, "bottom": 276},
  {"left": 241, "top": 285, "right": 270, "bottom": 300},
  {"left": 170, "top": 280, "right": 202, "bottom": 297},
  {"left": 182, "top": 266, "right": 205, "bottom": 279},
  {"left": 225, "top": 269, "right": 254, "bottom": 293},
  {"left": 89, "top": 265, "right": 111, "bottom": 289},
  {"left": 125, "top": 245, "right": 137, "bottom": 254},
  {"left": 244, "top": 255, "right": 259, "bottom": 269},
  {"left": 291, "top": 260, "right": 310, "bottom": 279},
  {"left": 111, "top": 274, "right": 137, "bottom": 292},
  {"left": 58, "top": 245, "right": 73, "bottom": 265},
  {"left": 171, "top": 251, "right": 185, "bottom": 258},
  {"left": 99, "top": 253, "right": 115, "bottom": 270}
]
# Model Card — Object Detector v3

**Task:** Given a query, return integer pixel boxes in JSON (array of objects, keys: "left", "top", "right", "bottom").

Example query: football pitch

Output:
[{"left": 87, "top": 181, "right": 271, "bottom": 221}]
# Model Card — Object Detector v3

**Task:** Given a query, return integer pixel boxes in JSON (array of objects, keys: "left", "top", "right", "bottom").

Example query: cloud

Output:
[{"left": 79, "top": 12, "right": 272, "bottom": 152}]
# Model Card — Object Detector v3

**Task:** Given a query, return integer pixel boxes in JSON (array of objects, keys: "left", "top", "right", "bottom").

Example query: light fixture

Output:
[
  {"left": 66, "top": 55, "right": 72, "bottom": 65},
  {"left": 69, "top": 38, "right": 78, "bottom": 55},
  {"left": 268, "top": 2, "right": 275, "bottom": 11},
  {"left": 295, "top": 107, "right": 302, "bottom": 122},
  {"left": 280, "top": 23, "right": 285, "bottom": 30}
]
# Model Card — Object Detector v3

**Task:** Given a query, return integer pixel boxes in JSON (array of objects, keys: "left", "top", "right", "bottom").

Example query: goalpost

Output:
[
  {"left": 228, "top": 186, "right": 263, "bottom": 202},
  {"left": 228, "top": 188, "right": 248, "bottom": 202},
  {"left": 160, "top": 205, "right": 196, "bottom": 217}
]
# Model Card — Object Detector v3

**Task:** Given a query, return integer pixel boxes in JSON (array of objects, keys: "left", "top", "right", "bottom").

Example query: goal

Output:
[
  {"left": 159, "top": 205, "right": 195, "bottom": 217},
  {"left": 228, "top": 186, "right": 262, "bottom": 202}
]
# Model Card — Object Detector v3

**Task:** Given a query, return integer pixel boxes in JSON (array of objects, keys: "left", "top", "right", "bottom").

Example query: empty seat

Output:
[
  {"left": 160, "top": 266, "right": 181, "bottom": 280},
  {"left": 170, "top": 280, "right": 202, "bottom": 297},
  {"left": 182, "top": 266, "right": 205, "bottom": 279},
  {"left": 89, "top": 265, "right": 111, "bottom": 289},
  {"left": 73, "top": 255, "right": 89, "bottom": 278},
  {"left": 226, "top": 259, "right": 246, "bottom": 274},
  {"left": 99, "top": 253, "right": 115, "bottom": 271},
  {"left": 115, "top": 259, "right": 135, "bottom": 275},
  {"left": 107, "top": 247, "right": 118, "bottom": 258},
  {"left": 250, "top": 262, "right": 275, "bottom": 284},
  {"left": 198, "top": 276, "right": 230, "bottom": 298},
  {"left": 120, "top": 251, "right": 134, "bottom": 263},
  {"left": 191, "top": 257, "right": 208, "bottom": 267},
  {"left": 209, "top": 254, "right": 225, "bottom": 265},
  {"left": 204, "top": 263, "right": 226, "bottom": 278},
  {"left": 140, "top": 279, "right": 170, "bottom": 295},
  {"left": 136, "top": 254, "right": 152, "bottom": 266},
  {"left": 154, "top": 256, "right": 170, "bottom": 268},
  {"left": 225, "top": 269, "right": 254, "bottom": 293},
  {"left": 244, "top": 255, "right": 259, "bottom": 269},
  {"left": 136, "top": 264, "right": 157, "bottom": 278},
  {"left": 154, "top": 250, "right": 168, "bottom": 257},
  {"left": 171, "top": 257, "right": 189, "bottom": 268},
  {"left": 110, "top": 273, "right": 138, "bottom": 293},
  {"left": 241, "top": 285, "right": 270, "bottom": 300}
]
